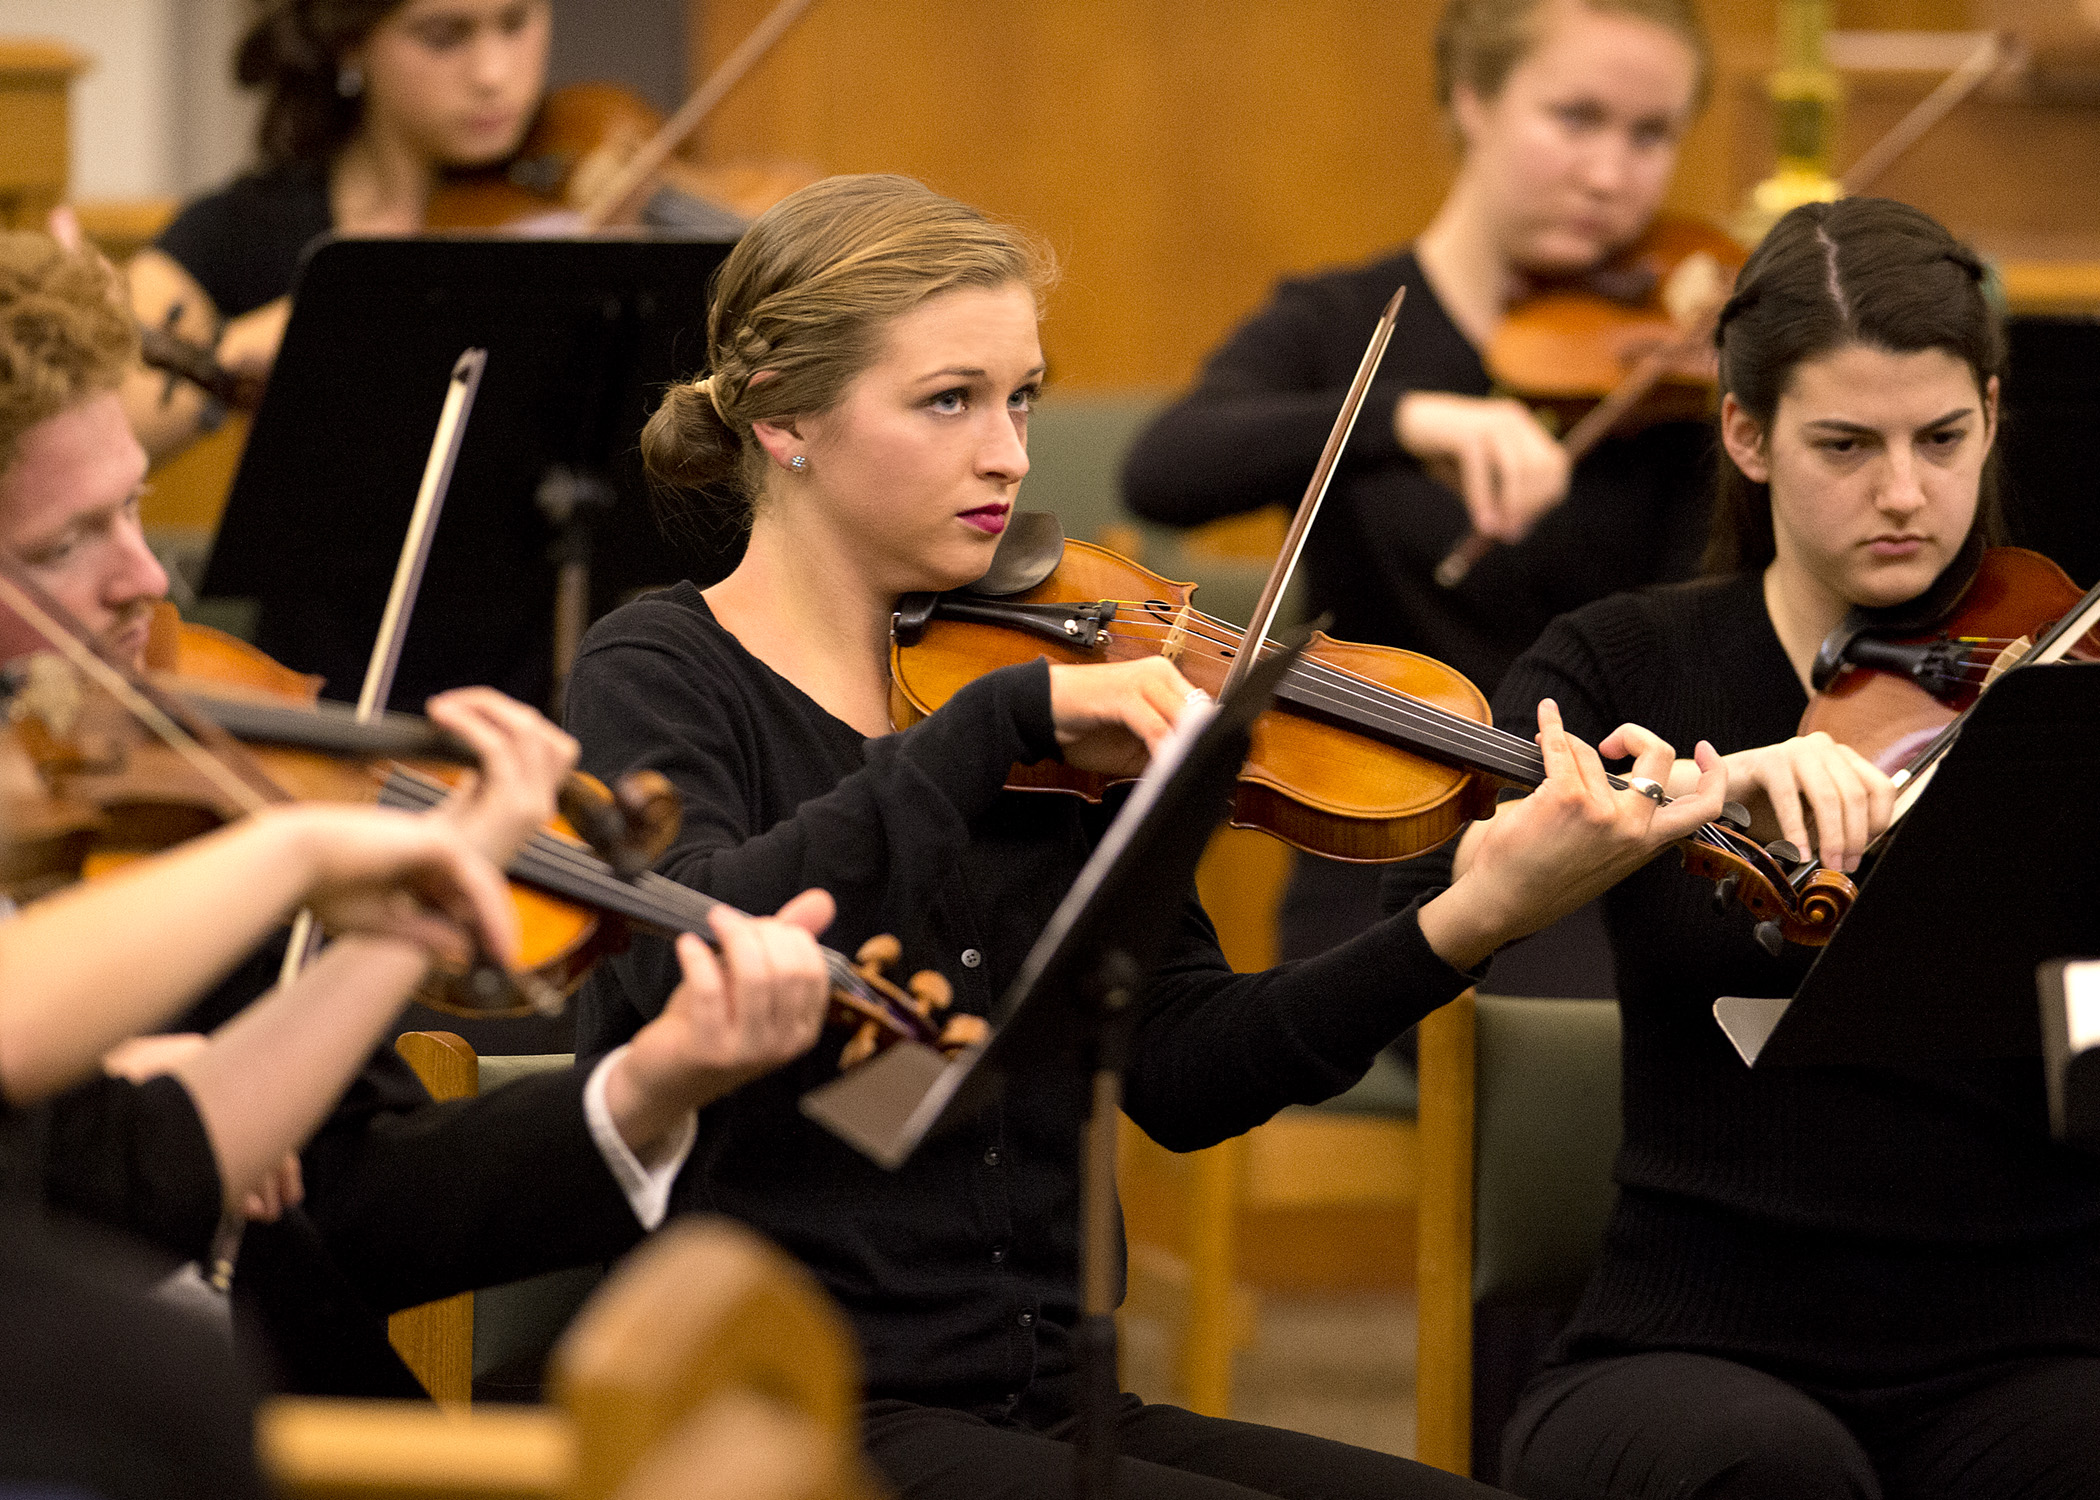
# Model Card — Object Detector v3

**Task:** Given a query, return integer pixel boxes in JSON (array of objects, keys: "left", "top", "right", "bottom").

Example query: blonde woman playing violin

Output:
[
  {"left": 566, "top": 172, "right": 1732, "bottom": 1500},
  {"left": 1125, "top": 0, "right": 1717, "bottom": 970}
]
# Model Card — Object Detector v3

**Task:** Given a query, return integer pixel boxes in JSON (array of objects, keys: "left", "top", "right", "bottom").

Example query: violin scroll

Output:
[
  {"left": 137, "top": 322, "right": 267, "bottom": 414},
  {"left": 837, "top": 934, "right": 990, "bottom": 1069},
  {"left": 556, "top": 769, "right": 680, "bottom": 880},
  {"left": 1677, "top": 823, "right": 1856, "bottom": 952}
]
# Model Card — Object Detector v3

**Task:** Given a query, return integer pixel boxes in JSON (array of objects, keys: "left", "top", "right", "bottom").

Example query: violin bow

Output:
[
  {"left": 1433, "top": 295, "right": 1726, "bottom": 589},
  {"left": 576, "top": 0, "right": 822, "bottom": 232},
  {"left": 275, "top": 349, "right": 490, "bottom": 991},
  {"left": 1887, "top": 570, "right": 2100, "bottom": 823},
  {"left": 1218, "top": 286, "right": 1405, "bottom": 700}
]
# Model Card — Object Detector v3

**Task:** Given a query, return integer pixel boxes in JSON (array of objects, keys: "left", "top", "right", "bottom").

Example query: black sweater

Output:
[
  {"left": 5, "top": 990, "right": 645, "bottom": 1399},
  {"left": 565, "top": 582, "right": 1478, "bottom": 1422},
  {"left": 1, "top": 1077, "right": 221, "bottom": 1262},
  {"left": 155, "top": 164, "right": 330, "bottom": 320},
  {"left": 1384, "top": 572, "right": 2100, "bottom": 1381},
  {"left": 1121, "top": 248, "right": 1713, "bottom": 693}
]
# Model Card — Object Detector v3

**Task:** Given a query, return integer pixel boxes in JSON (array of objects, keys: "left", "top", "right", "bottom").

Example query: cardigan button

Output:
[
  {"left": 984, "top": 1147, "right": 1003, "bottom": 1167},
  {"left": 1017, "top": 1309, "right": 1035, "bottom": 1327},
  {"left": 961, "top": 948, "right": 983, "bottom": 968}
]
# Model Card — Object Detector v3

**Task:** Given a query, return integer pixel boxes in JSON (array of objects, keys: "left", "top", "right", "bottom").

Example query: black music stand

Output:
[
  {"left": 200, "top": 234, "right": 737, "bottom": 713},
  {"left": 802, "top": 638, "right": 1305, "bottom": 1500},
  {"left": 1713, "top": 661, "right": 2100, "bottom": 1069}
]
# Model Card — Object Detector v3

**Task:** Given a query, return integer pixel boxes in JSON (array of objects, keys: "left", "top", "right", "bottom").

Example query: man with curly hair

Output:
[
  {"left": 0, "top": 231, "right": 168, "bottom": 664},
  {"left": 0, "top": 229, "right": 838, "bottom": 1403}
]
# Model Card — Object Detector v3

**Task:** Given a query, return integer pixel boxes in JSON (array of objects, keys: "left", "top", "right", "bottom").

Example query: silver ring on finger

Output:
[{"left": 1621, "top": 775, "right": 1667, "bottom": 805}]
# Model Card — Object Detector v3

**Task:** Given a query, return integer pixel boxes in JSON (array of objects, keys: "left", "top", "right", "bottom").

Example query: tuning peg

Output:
[
  {"left": 839, "top": 1020, "right": 879, "bottom": 1070},
  {"left": 1753, "top": 920, "right": 1784, "bottom": 957},
  {"left": 1710, "top": 871, "right": 1740, "bottom": 917},
  {"left": 855, "top": 934, "right": 903, "bottom": 970},
  {"left": 908, "top": 969, "right": 954, "bottom": 1017},
  {"left": 1718, "top": 801, "right": 1752, "bottom": 832},
  {"left": 1763, "top": 839, "right": 1804, "bottom": 868}
]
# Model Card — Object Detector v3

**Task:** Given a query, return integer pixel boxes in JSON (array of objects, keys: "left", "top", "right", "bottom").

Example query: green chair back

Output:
[
  {"left": 1471, "top": 997, "right": 1622, "bottom": 1305},
  {"left": 472, "top": 1053, "right": 607, "bottom": 1389}
]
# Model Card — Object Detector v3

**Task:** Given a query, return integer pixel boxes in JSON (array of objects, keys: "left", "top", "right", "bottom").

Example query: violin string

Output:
[
  {"left": 379, "top": 769, "right": 899, "bottom": 1017},
  {"left": 1023, "top": 598, "right": 1772, "bottom": 860},
  {"left": 1092, "top": 602, "right": 1552, "bottom": 780},
  {"left": 1098, "top": 611, "right": 1571, "bottom": 785},
  {"left": 1095, "top": 615, "right": 1511, "bottom": 762}
]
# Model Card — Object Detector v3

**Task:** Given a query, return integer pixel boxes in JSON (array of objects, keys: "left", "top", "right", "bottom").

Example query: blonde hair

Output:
[
  {"left": 641, "top": 174, "right": 1055, "bottom": 529},
  {"left": 0, "top": 233, "right": 138, "bottom": 479},
  {"left": 1435, "top": 0, "right": 1711, "bottom": 113}
]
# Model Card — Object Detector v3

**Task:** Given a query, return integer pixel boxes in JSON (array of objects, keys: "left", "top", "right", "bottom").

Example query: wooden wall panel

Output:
[
  {"left": 686, "top": 2, "right": 2028, "bottom": 391},
  {"left": 691, "top": 0, "right": 1452, "bottom": 390}
]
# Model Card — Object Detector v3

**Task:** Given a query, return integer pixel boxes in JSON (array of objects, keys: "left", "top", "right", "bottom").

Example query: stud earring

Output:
[
  {"left": 336, "top": 61, "right": 364, "bottom": 98},
  {"left": 788, "top": 455, "right": 807, "bottom": 472}
]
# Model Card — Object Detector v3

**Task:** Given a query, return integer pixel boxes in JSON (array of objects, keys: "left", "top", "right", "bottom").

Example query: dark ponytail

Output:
[
  {"left": 1705, "top": 197, "right": 2005, "bottom": 575},
  {"left": 236, "top": 0, "right": 403, "bottom": 169}
]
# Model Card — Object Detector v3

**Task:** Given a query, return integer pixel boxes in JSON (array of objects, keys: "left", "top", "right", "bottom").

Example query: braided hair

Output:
[{"left": 640, "top": 174, "right": 1055, "bottom": 538}]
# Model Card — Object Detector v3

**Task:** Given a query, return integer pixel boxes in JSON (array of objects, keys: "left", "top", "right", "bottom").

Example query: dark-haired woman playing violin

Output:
[
  {"left": 1125, "top": 0, "right": 1720, "bottom": 965},
  {"left": 122, "top": 0, "right": 551, "bottom": 460},
  {"left": 1386, "top": 197, "right": 2100, "bottom": 1500},
  {"left": 564, "top": 172, "right": 1734, "bottom": 1500}
]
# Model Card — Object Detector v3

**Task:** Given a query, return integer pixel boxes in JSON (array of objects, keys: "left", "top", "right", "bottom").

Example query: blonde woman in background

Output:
[{"left": 1125, "top": 0, "right": 1719, "bottom": 971}]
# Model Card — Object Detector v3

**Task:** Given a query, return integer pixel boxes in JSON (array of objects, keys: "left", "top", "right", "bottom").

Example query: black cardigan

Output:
[
  {"left": 565, "top": 582, "right": 1479, "bottom": 1423},
  {"left": 1122, "top": 247, "right": 1713, "bottom": 694},
  {"left": 1384, "top": 572, "right": 2100, "bottom": 1382}
]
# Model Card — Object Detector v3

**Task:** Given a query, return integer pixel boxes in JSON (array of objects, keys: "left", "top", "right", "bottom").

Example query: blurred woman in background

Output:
[
  {"left": 122, "top": 0, "right": 551, "bottom": 458},
  {"left": 1124, "top": 0, "right": 1718, "bottom": 968}
]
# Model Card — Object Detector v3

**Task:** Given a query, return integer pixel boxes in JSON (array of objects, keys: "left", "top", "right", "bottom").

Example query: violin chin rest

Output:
[{"left": 966, "top": 511, "right": 1065, "bottom": 598}]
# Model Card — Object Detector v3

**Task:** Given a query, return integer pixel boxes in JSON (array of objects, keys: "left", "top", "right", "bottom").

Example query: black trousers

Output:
[
  {"left": 1500, "top": 1350, "right": 2100, "bottom": 1500},
  {"left": 0, "top": 1214, "right": 263, "bottom": 1500},
  {"left": 864, "top": 1394, "right": 1513, "bottom": 1499}
]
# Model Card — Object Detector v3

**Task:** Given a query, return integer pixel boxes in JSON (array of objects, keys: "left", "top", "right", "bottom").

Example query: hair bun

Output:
[{"left": 1945, "top": 245, "right": 1987, "bottom": 282}]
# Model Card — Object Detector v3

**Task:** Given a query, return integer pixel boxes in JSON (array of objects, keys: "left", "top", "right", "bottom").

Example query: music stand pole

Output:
[
  {"left": 1075, "top": 951, "right": 1141, "bottom": 1500},
  {"left": 799, "top": 636, "right": 1312, "bottom": 1498}
]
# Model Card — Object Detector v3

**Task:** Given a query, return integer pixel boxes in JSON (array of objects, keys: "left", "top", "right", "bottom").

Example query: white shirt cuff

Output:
[{"left": 582, "top": 1045, "right": 697, "bottom": 1231}]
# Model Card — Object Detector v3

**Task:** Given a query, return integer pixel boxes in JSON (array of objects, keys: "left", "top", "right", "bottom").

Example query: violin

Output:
[
  {"left": 915, "top": 287, "right": 1845, "bottom": 954},
  {"left": 0, "top": 587, "right": 981, "bottom": 1061},
  {"left": 137, "top": 322, "right": 266, "bottom": 414},
  {"left": 426, "top": 0, "right": 823, "bottom": 233},
  {"left": 1485, "top": 216, "right": 1746, "bottom": 435},
  {"left": 1803, "top": 546, "right": 2100, "bottom": 777},
  {"left": 889, "top": 532, "right": 1854, "bottom": 952},
  {"left": 1434, "top": 215, "right": 1747, "bottom": 588}
]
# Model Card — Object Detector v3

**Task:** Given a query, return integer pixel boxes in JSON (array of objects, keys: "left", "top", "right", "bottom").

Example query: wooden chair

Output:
[
  {"left": 388, "top": 1034, "right": 600, "bottom": 1407},
  {"left": 1415, "top": 992, "right": 1623, "bottom": 1481},
  {"left": 263, "top": 1215, "right": 884, "bottom": 1500}
]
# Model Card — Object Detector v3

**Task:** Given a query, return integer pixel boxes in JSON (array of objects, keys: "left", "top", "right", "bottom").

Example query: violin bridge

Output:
[
  {"left": 11, "top": 654, "right": 85, "bottom": 738},
  {"left": 1160, "top": 605, "right": 1194, "bottom": 665}
]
